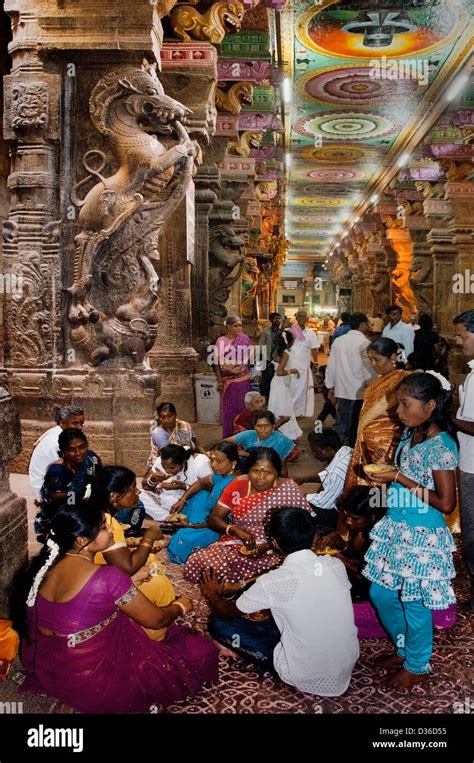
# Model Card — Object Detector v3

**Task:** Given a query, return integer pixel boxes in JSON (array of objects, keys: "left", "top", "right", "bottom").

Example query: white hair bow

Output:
[{"left": 426, "top": 370, "right": 451, "bottom": 391}]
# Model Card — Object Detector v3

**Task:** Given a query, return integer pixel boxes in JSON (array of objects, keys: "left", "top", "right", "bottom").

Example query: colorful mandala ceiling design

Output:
[
  {"left": 294, "top": 112, "right": 396, "bottom": 140},
  {"left": 293, "top": 167, "right": 367, "bottom": 182},
  {"left": 296, "top": 65, "right": 420, "bottom": 107},
  {"left": 285, "top": 0, "right": 471, "bottom": 262}
]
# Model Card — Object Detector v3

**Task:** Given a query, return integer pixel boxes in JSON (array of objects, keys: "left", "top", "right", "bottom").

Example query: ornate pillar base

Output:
[
  {"left": 5, "top": 369, "right": 160, "bottom": 475},
  {"left": 0, "top": 387, "right": 27, "bottom": 617}
]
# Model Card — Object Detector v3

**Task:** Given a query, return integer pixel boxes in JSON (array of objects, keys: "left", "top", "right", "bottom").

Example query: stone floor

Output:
[{"left": 2, "top": 397, "right": 473, "bottom": 715}]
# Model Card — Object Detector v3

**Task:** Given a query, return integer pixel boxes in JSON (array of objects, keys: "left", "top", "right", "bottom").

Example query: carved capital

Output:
[{"left": 4, "top": 74, "right": 60, "bottom": 141}]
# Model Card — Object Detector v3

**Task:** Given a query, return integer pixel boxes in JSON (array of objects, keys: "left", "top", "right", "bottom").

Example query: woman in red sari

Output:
[
  {"left": 184, "top": 447, "right": 313, "bottom": 583},
  {"left": 215, "top": 315, "right": 253, "bottom": 438}
]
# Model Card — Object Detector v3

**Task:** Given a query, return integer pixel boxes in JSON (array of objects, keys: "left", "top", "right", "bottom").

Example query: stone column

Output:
[
  {"left": 2, "top": 2, "right": 199, "bottom": 471},
  {"left": 425, "top": 198, "right": 456, "bottom": 336},
  {"left": 403, "top": 217, "right": 433, "bottom": 316},
  {"left": 0, "top": 385, "right": 26, "bottom": 617},
  {"left": 193, "top": 170, "right": 218, "bottom": 358},
  {"left": 445, "top": 180, "right": 474, "bottom": 316}
]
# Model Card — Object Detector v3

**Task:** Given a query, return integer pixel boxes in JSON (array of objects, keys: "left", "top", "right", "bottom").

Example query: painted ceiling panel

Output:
[{"left": 286, "top": 0, "right": 473, "bottom": 261}]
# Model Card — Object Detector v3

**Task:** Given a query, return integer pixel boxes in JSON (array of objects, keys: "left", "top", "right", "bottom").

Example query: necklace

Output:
[{"left": 64, "top": 553, "right": 91, "bottom": 562}]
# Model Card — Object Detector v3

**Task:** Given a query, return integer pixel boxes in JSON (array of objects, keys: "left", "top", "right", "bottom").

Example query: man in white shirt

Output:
[
  {"left": 28, "top": 405, "right": 85, "bottom": 501},
  {"left": 452, "top": 310, "right": 474, "bottom": 610},
  {"left": 288, "top": 309, "right": 320, "bottom": 418},
  {"left": 382, "top": 304, "right": 415, "bottom": 357},
  {"left": 325, "top": 312, "right": 374, "bottom": 443},
  {"left": 201, "top": 507, "right": 359, "bottom": 697},
  {"left": 303, "top": 429, "right": 352, "bottom": 530}
]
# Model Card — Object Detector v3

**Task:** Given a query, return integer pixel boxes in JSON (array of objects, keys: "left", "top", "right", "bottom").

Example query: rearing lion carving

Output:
[
  {"left": 68, "top": 64, "right": 197, "bottom": 368},
  {"left": 170, "top": 1, "right": 245, "bottom": 44}
]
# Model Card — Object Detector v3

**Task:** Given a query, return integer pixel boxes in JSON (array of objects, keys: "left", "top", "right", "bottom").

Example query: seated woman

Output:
[
  {"left": 92, "top": 466, "right": 175, "bottom": 632},
  {"left": 167, "top": 442, "right": 240, "bottom": 565},
  {"left": 232, "top": 392, "right": 266, "bottom": 434},
  {"left": 317, "top": 486, "right": 456, "bottom": 637},
  {"left": 201, "top": 507, "right": 359, "bottom": 697},
  {"left": 184, "top": 446, "right": 312, "bottom": 584},
  {"left": 225, "top": 410, "right": 294, "bottom": 476},
  {"left": 140, "top": 445, "right": 212, "bottom": 522},
  {"left": 12, "top": 502, "right": 218, "bottom": 713},
  {"left": 35, "top": 428, "right": 101, "bottom": 539},
  {"left": 148, "top": 402, "right": 196, "bottom": 467}
]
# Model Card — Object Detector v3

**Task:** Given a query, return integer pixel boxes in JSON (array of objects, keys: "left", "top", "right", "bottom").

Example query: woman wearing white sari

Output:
[{"left": 268, "top": 330, "right": 303, "bottom": 440}]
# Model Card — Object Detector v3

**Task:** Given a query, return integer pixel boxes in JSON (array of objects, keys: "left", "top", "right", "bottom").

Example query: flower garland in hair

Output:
[
  {"left": 426, "top": 369, "right": 451, "bottom": 392},
  {"left": 26, "top": 536, "right": 60, "bottom": 607}
]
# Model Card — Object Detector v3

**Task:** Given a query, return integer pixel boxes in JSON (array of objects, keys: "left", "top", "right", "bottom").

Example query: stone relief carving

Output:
[
  {"left": 11, "top": 82, "right": 48, "bottom": 131},
  {"left": 208, "top": 224, "right": 245, "bottom": 328},
  {"left": 414, "top": 181, "right": 445, "bottom": 199},
  {"left": 241, "top": 255, "right": 259, "bottom": 319},
  {"left": 370, "top": 270, "right": 391, "bottom": 314},
  {"left": 5, "top": 254, "right": 59, "bottom": 368},
  {"left": 228, "top": 130, "right": 264, "bottom": 157},
  {"left": 215, "top": 82, "right": 254, "bottom": 115},
  {"left": 169, "top": 1, "right": 245, "bottom": 43},
  {"left": 391, "top": 266, "right": 415, "bottom": 316},
  {"left": 408, "top": 255, "right": 434, "bottom": 314},
  {"left": 67, "top": 65, "right": 197, "bottom": 368}
]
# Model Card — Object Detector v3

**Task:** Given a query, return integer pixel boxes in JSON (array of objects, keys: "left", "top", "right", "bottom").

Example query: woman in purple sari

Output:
[
  {"left": 12, "top": 502, "right": 218, "bottom": 713},
  {"left": 215, "top": 315, "right": 253, "bottom": 438}
]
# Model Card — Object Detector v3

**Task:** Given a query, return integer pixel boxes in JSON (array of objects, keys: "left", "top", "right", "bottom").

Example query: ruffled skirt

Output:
[{"left": 363, "top": 515, "right": 456, "bottom": 610}]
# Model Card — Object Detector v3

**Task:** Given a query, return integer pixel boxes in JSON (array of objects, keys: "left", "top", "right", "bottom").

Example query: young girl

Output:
[
  {"left": 363, "top": 372, "right": 458, "bottom": 689},
  {"left": 140, "top": 445, "right": 212, "bottom": 521}
]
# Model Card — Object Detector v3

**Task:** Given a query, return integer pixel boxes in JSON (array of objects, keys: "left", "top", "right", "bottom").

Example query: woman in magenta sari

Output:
[
  {"left": 215, "top": 315, "right": 253, "bottom": 438},
  {"left": 12, "top": 502, "right": 218, "bottom": 713},
  {"left": 184, "top": 447, "right": 313, "bottom": 584}
]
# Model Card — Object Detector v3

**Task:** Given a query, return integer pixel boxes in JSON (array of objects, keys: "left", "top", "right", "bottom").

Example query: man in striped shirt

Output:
[{"left": 304, "top": 429, "right": 352, "bottom": 530}]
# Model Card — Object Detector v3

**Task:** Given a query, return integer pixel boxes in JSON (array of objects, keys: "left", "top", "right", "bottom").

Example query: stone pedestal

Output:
[
  {"left": 425, "top": 199, "right": 456, "bottom": 336},
  {"left": 0, "top": 386, "right": 27, "bottom": 618}
]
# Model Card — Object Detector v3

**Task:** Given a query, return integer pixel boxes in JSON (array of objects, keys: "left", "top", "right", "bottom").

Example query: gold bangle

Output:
[
  {"left": 394, "top": 471, "right": 400, "bottom": 483},
  {"left": 139, "top": 540, "right": 153, "bottom": 550},
  {"left": 173, "top": 600, "right": 187, "bottom": 616},
  {"left": 225, "top": 523, "right": 235, "bottom": 536}
]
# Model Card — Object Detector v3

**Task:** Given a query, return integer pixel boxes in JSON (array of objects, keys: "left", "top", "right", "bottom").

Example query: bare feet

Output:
[
  {"left": 373, "top": 652, "right": 404, "bottom": 669},
  {"left": 380, "top": 667, "right": 430, "bottom": 690}
]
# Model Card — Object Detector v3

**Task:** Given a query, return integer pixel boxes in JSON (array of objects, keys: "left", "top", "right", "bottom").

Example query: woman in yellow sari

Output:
[
  {"left": 92, "top": 466, "right": 176, "bottom": 639},
  {"left": 344, "top": 337, "right": 409, "bottom": 494}
]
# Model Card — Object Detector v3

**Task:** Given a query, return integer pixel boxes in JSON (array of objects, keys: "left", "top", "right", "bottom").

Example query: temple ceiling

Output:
[{"left": 280, "top": 0, "right": 473, "bottom": 262}]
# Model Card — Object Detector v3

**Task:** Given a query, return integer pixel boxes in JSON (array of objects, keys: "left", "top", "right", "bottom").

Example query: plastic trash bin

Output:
[{"left": 194, "top": 373, "right": 221, "bottom": 425}]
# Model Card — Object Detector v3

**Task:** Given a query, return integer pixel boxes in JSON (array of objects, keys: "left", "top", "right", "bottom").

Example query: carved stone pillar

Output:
[
  {"left": 445, "top": 180, "right": 474, "bottom": 317},
  {"left": 2, "top": 2, "right": 193, "bottom": 470},
  {"left": 193, "top": 169, "right": 219, "bottom": 358},
  {"left": 425, "top": 199, "right": 456, "bottom": 336},
  {"left": 403, "top": 218, "right": 433, "bottom": 316},
  {"left": 0, "top": 385, "right": 26, "bottom": 617}
]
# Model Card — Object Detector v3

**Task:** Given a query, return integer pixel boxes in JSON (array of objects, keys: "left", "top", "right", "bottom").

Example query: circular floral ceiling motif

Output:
[
  {"left": 292, "top": 215, "right": 335, "bottom": 224},
  {"left": 297, "top": 144, "right": 383, "bottom": 164},
  {"left": 295, "top": 65, "right": 419, "bottom": 107},
  {"left": 296, "top": 1, "right": 463, "bottom": 59},
  {"left": 294, "top": 167, "right": 367, "bottom": 182},
  {"left": 294, "top": 196, "right": 347, "bottom": 207},
  {"left": 294, "top": 112, "right": 395, "bottom": 140}
]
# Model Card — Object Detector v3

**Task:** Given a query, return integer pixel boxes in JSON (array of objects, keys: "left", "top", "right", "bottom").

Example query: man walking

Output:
[
  {"left": 325, "top": 313, "right": 374, "bottom": 444},
  {"left": 289, "top": 309, "right": 320, "bottom": 418},
  {"left": 452, "top": 310, "right": 474, "bottom": 610}
]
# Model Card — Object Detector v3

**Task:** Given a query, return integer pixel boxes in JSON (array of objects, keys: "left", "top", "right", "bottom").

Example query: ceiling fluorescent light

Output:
[
  {"left": 285, "top": 153, "right": 291, "bottom": 167},
  {"left": 282, "top": 78, "right": 291, "bottom": 104},
  {"left": 446, "top": 72, "right": 470, "bottom": 102},
  {"left": 370, "top": 193, "right": 379, "bottom": 204},
  {"left": 397, "top": 152, "right": 410, "bottom": 168}
]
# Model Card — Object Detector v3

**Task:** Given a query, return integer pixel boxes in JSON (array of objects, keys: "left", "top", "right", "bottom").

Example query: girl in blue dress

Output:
[
  {"left": 363, "top": 372, "right": 458, "bottom": 690},
  {"left": 167, "top": 442, "right": 240, "bottom": 564}
]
